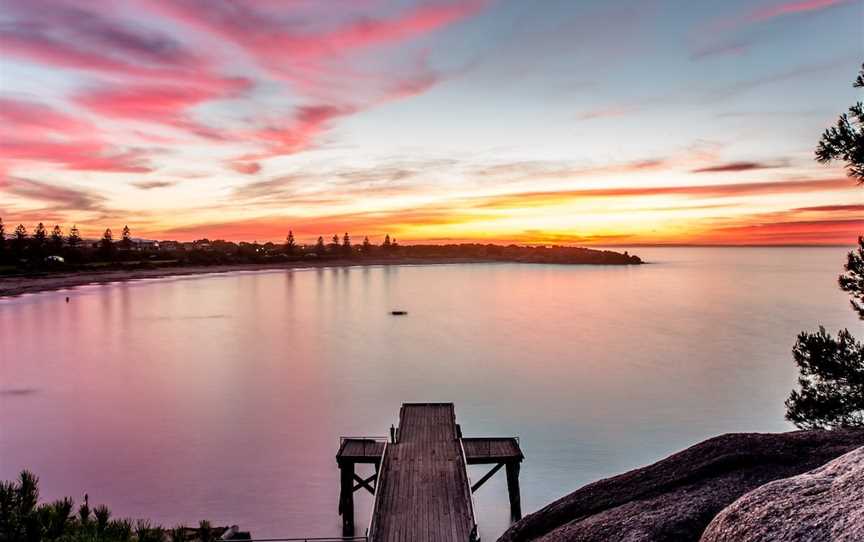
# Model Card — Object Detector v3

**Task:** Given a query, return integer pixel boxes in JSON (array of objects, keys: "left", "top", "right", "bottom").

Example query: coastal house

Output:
[{"left": 132, "top": 239, "right": 159, "bottom": 251}]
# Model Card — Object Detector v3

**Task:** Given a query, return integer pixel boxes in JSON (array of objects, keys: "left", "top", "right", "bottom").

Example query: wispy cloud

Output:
[
  {"left": 0, "top": 97, "right": 154, "bottom": 173},
  {"left": 132, "top": 180, "right": 177, "bottom": 190},
  {"left": 228, "top": 161, "right": 262, "bottom": 175},
  {"left": 0, "top": 0, "right": 212, "bottom": 82},
  {"left": 747, "top": 0, "right": 854, "bottom": 23},
  {"left": 139, "top": 0, "right": 487, "bottom": 89},
  {"left": 690, "top": 41, "right": 750, "bottom": 61},
  {"left": 701, "top": 218, "right": 862, "bottom": 244},
  {"left": 575, "top": 105, "right": 640, "bottom": 121},
  {"left": 692, "top": 161, "right": 785, "bottom": 173},
  {"left": 705, "top": 60, "right": 852, "bottom": 102},
  {"left": 793, "top": 204, "right": 864, "bottom": 212},
  {"left": 1, "top": 0, "right": 489, "bottom": 161},
  {"left": 132, "top": 0, "right": 488, "bottom": 156},
  {"left": 1, "top": 140, "right": 152, "bottom": 173},
  {"left": 0, "top": 97, "right": 93, "bottom": 137},
  {"left": 2, "top": 177, "right": 107, "bottom": 211},
  {"left": 471, "top": 178, "right": 853, "bottom": 209},
  {"left": 691, "top": 1, "right": 857, "bottom": 66},
  {"left": 74, "top": 77, "right": 252, "bottom": 139}
]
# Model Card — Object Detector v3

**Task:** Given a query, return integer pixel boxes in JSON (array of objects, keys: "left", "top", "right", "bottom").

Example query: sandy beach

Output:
[{"left": 0, "top": 258, "right": 492, "bottom": 298}]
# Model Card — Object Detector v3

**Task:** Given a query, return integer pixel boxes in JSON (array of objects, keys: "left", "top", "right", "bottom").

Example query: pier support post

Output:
[
  {"left": 506, "top": 461, "right": 522, "bottom": 521},
  {"left": 338, "top": 460, "right": 355, "bottom": 535}
]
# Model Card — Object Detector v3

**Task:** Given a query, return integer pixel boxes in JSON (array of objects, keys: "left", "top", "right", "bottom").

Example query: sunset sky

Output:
[{"left": 1, "top": 0, "right": 862, "bottom": 245}]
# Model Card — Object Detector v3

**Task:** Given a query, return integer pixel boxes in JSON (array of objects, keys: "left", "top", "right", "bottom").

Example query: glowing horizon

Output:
[{"left": 1, "top": 0, "right": 862, "bottom": 246}]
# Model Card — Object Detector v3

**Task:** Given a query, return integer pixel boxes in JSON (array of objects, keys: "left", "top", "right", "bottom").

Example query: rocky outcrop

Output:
[
  {"left": 497, "top": 430, "right": 864, "bottom": 542},
  {"left": 700, "top": 446, "right": 864, "bottom": 542}
]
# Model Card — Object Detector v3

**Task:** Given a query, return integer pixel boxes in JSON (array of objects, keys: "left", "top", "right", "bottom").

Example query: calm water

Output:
[{"left": 1, "top": 247, "right": 860, "bottom": 539}]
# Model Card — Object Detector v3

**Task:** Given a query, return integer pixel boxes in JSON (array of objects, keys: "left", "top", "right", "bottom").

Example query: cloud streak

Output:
[
  {"left": 132, "top": 180, "right": 177, "bottom": 190},
  {"left": 74, "top": 77, "right": 252, "bottom": 139},
  {"left": 471, "top": 178, "right": 853, "bottom": 209},
  {"left": 747, "top": 0, "right": 854, "bottom": 23},
  {"left": 0, "top": 97, "right": 153, "bottom": 173},
  {"left": 0, "top": 0, "right": 212, "bottom": 82},
  {"left": 692, "top": 161, "right": 784, "bottom": 173},
  {"left": 2, "top": 177, "right": 107, "bottom": 211},
  {"left": 132, "top": 0, "right": 487, "bottom": 156}
]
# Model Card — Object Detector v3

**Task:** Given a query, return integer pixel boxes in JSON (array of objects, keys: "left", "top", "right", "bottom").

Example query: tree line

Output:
[
  {"left": 785, "top": 63, "right": 864, "bottom": 429},
  {"left": 1, "top": 470, "right": 228, "bottom": 542},
  {"left": 292, "top": 231, "right": 400, "bottom": 257},
  {"left": 0, "top": 220, "right": 642, "bottom": 272},
  {"left": 0, "top": 220, "right": 414, "bottom": 269},
  {"left": 0, "top": 220, "right": 132, "bottom": 265}
]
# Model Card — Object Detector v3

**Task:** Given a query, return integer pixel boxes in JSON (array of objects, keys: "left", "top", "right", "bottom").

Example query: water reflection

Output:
[{"left": 0, "top": 248, "right": 859, "bottom": 539}]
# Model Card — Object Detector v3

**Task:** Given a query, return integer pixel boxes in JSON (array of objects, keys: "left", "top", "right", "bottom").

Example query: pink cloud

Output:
[
  {"left": 696, "top": 0, "right": 856, "bottom": 55},
  {"left": 576, "top": 105, "right": 640, "bottom": 121},
  {"left": 0, "top": 98, "right": 93, "bottom": 138},
  {"left": 1, "top": 141, "right": 152, "bottom": 173},
  {"left": 310, "top": 1, "right": 489, "bottom": 52},
  {"left": 3, "top": 0, "right": 489, "bottom": 163},
  {"left": 0, "top": 97, "right": 153, "bottom": 174},
  {"left": 135, "top": 0, "right": 487, "bottom": 103},
  {"left": 135, "top": 0, "right": 487, "bottom": 155},
  {"left": 243, "top": 104, "right": 358, "bottom": 158},
  {"left": 748, "top": 0, "right": 853, "bottom": 22},
  {"left": 0, "top": 0, "right": 212, "bottom": 83},
  {"left": 74, "top": 77, "right": 251, "bottom": 139},
  {"left": 229, "top": 161, "right": 262, "bottom": 175},
  {"left": 141, "top": 0, "right": 486, "bottom": 69}
]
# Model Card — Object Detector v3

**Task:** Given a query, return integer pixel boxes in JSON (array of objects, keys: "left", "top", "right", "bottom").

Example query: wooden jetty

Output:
[{"left": 335, "top": 403, "right": 524, "bottom": 541}]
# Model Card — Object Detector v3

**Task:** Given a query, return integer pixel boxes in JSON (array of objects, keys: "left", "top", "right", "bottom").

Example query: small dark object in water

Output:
[
  {"left": 65, "top": 297, "right": 70, "bottom": 303},
  {"left": 391, "top": 310, "right": 408, "bottom": 316}
]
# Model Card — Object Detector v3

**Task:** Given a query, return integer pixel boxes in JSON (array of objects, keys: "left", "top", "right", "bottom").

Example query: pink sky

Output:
[{"left": 1, "top": 0, "right": 862, "bottom": 245}]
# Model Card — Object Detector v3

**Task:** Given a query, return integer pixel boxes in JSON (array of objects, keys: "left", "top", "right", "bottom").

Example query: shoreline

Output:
[{"left": 0, "top": 257, "right": 611, "bottom": 298}]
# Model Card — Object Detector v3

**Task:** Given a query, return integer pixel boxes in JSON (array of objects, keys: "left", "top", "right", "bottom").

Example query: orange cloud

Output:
[
  {"left": 157, "top": 207, "right": 475, "bottom": 242},
  {"left": 471, "top": 178, "right": 853, "bottom": 209},
  {"left": 700, "top": 218, "right": 862, "bottom": 245}
]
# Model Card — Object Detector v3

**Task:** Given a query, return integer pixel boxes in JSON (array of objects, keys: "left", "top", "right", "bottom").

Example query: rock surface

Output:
[
  {"left": 497, "top": 430, "right": 864, "bottom": 542},
  {"left": 700, "top": 446, "right": 864, "bottom": 542}
]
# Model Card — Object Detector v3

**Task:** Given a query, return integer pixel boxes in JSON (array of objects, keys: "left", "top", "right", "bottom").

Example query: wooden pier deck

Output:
[
  {"left": 369, "top": 403, "right": 474, "bottom": 542},
  {"left": 336, "top": 403, "right": 524, "bottom": 541}
]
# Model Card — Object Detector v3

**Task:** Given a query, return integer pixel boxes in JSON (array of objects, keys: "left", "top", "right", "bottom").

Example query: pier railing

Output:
[
  {"left": 338, "top": 436, "right": 388, "bottom": 445},
  {"left": 366, "top": 441, "right": 389, "bottom": 539},
  {"left": 458, "top": 424, "right": 481, "bottom": 539}
]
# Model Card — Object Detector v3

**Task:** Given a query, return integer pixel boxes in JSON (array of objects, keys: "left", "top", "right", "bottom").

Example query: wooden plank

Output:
[
  {"left": 337, "top": 439, "right": 386, "bottom": 463},
  {"left": 462, "top": 437, "right": 524, "bottom": 464},
  {"left": 370, "top": 403, "right": 475, "bottom": 542}
]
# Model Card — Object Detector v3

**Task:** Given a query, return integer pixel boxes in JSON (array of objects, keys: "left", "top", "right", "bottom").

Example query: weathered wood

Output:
[
  {"left": 462, "top": 437, "right": 524, "bottom": 464},
  {"left": 506, "top": 461, "right": 522, "bottom": 520},
  {"left": 338, "top": 461, "right": 355, "bottom": 536},
  {"left": 369, "top": 403, "right": 476, "bottom": 542},
  {"left": 337, "top": 439, "right": 386, "bottom": 463},
  {"left": 353, "top": 472, "right": 377, "bottom": 495},
  {"left": 339, "top": 403, "right": 525, "bottom": 540},
  {"left": 471, "top": 462, "right": 505, "bottom": 493}
]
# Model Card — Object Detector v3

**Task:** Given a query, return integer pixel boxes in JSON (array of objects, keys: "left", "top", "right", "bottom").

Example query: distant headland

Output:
[{"left": 0, "top": 225, "right": 641, "bottom": 297}]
